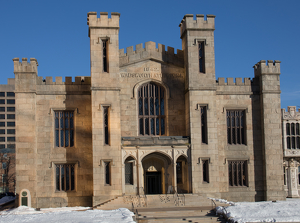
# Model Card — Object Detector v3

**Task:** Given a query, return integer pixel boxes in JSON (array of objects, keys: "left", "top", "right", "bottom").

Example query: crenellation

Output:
[
  {"left": 216, "top": 77, "right": 255, "bottom": 86},
  {"left": 254, "top": 60, "right": 281, "bottom": 77},
  {"left": 13, "top": 57, "right": 39, "bottom": 73},
  {"left": 119, "top": 41, "right": 183, "bottom": 67},
  {"left": 38, "top": 76, "right": 92, "bottom": 86},
  {"left": 87, "top": 11, "right": 120, "bottom": 31},
  {"left": 179, "top": 14, "right": 215, "bottom": 37},
  {"left": 46, "top": 77, "right": 53, "bottom": 84}
]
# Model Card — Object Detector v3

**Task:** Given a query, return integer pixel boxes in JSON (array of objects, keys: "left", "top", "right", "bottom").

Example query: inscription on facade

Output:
[{"left": 120, "top": 73, "right": 183, "bottom": 79}]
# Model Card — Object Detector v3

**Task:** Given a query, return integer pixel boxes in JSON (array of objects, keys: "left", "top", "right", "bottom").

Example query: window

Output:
[
  {"left": 286, "top": 123, "right": 300, "bottom": 149},
  {"left": 227, "top": 110, "right": 245, "bottom": 145},
  {"left": 176, "top": 162, "right": 183, "bottom": 184},
  {"left": 0, "top": 115, "right": 4, "bottom": 120},
  {"left": 198, "top": 41, "right": 205, "bottom": 73},
  {"left": 0, "top": 144, "right": 5, "bottom": 149},
  {"left": 0, "top": 107, "right": 4, "bottom": 112},
  {"left": 7, "top": 122, "right": 15, "bottom": 127},
  {"left": 55, "top": 164, "right": 75, "bottom": 191},
  {"left": 7, "top": 137, "right": 15, "bottom": 142},
  {"left": 7, "top": 114, "right": 15, "bottom": 119},
  {"left": 2, "top": 162, "right": 7, "bottom": 169},
  {"left": 103, "top": 106, "right": 109, "bottom": 145},
  {"left": 284, "top": 166, "right": 287, "bottom": 186},
  {"left": 201, "top": 106, "right": 207, "bottom": 144},
  {"left": 298, "top": 166, "right": 300, "bottom": 185},
  {"left": 6, "top": 92, "right": 15, "bottom": 97},
  {"left": 7, "top": 144, "right": 15, "bottom": 149},
  {"left": 125, "top": 162, "right": 133, "bottom": 185},
  {"left": 7, "top": 107, "right": 15, "bottom": 112},
  {"left": 102, "top": 39, "right": 108, "bottom": 72},
  {"left": 0, "top": 100, "right": 4, "bottom": 104},
  {"left": 0, "top": 92, "right": 4, "bottom": 97},
  {"left": 203, "top": 160, "right": 209, "bottom": 183},
  {"left": 2, "top": 174, "right": 7, "bottom": 184},
  {"left": 228, "top": 160, "right": 247, "bottom": 187},
  {"left": 55, "top": 111, "right": 74, "bottom": 147},
  {"left": 0, "top": 130, "right": 4, "bottom": 134},
  {"left": 7, "top": 129, "right": 15, "bottom": 134},
  {"left": 138, "top": 83, "right": 165, "bottom": 136},
  {"left": 0, "top": 137, "right": 5, "bottom": 142},
  {"left": 0, "top": 122, "right": 5, "bottom": 127},
  {"left": 6, "top": 99, "right": 15, "bottom": 104},
  {"left": 104, "top": 162, "right": 111, "bottom": 185}
]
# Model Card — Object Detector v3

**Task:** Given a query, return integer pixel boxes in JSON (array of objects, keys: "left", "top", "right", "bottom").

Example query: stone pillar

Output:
[{"left": 287, "top": 159, "right": 299, "bottom": 198}]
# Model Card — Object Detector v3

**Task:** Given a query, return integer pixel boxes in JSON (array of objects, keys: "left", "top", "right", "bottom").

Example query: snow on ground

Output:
[
  {"left": 216, "top": 198, "right": 300, "bottom": 223},
  {"left": 0, "top": 196, "right": 15, "bottom": 206},
  {"left": 0, "top": 206, "right": 135, "bottom": 223}
]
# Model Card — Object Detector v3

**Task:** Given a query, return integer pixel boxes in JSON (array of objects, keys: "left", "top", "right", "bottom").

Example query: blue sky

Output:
[{"left": 0, "top": 0, "right": 299, "bottom": 109}]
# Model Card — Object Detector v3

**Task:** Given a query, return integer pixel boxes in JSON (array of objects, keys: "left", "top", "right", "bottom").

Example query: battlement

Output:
[
  {"left": 36, "top": 76, "right": 91, "bottom": 85},
  {"left": 13, "top": 58, "right": 38, "bottom": 73},
  {"left": 119, "top": 41, "right": 184, "bottom": 67},
  {"left": 282, "top": 106, "right": 300, "bottom": 120},
  {"left": 253, "top": 60, "right": 281, "bottom": 77},
  {"left": 216, "top": 77, "right": 252, "bottom": 86},
  {"left": 179, "top": 14, "right": 215, "bottom": 37},
  {"left": 87, "top": 12, "right": 120, "bottom": 31}
]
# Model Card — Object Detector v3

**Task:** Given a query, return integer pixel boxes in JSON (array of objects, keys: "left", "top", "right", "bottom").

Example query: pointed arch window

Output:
[{"left": 138, "top": 83, "right": 165, "bottom": 136}]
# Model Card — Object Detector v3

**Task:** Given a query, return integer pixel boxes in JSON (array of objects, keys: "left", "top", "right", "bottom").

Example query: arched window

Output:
[{"left": 138, "top": 82, "right": 165, "bottom": 136}]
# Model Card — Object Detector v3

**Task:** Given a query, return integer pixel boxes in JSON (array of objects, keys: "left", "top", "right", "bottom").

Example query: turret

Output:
[{"left": 179, "top": 14, "right": 216, "bottom": 89}]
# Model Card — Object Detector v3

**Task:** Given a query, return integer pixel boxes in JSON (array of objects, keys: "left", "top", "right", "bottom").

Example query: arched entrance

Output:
[
  {"left": 176, "top": 155, "right": 189, "bottom": 193},
  {"left": 142, "top": 152, "right": 172, "bottom": 194}
]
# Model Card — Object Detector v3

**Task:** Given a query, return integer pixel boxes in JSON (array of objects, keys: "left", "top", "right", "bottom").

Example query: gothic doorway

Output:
[
  {"left": 142, "top": 152, "right": 172, "bottom": 194},
  {"left": 146, "top": 172, "right": 161, "bottom": 194}
]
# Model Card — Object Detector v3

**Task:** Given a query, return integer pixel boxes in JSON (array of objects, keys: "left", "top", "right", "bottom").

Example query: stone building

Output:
[
  {"left": 13, "top": 12, "right": 285, "bottom": 208},
  {"left": 0, "top": 79, "right": 16, "bottom": 193},
  {"left": 282, "top": 106, "right": 300, "bottom": 197}
]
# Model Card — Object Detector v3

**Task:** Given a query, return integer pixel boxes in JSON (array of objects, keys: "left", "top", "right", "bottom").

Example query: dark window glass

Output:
[
  {"left": 0, "top": 100, "right": 4, "bottom": 104},
  {"left": 198, "top": 41, "right": 205, "bottom": 73},
  {"left": 7, "top": 144, "right": 15, "bottom": 149},
  {"left": 103, "top": 40, "right": 108, "bottom": 72},
  {"left": 6, "top": 92, "right": 15, "bottom": 97},
  {"left": 7, "top": 114, "right": 15, "bottom": 119},
  {"left": 0, "top": 92, "right": 4, "bottom": 97},
  {"left": 0, "top": 130, "right": 5, "bottom": 134},
  {"left": 7, "top": 137, "right": 15, "bottom": 142},
  {"left": 138, "top": 83, "right": 165, "bottom": 136},
  {"left": 286, "top": 122, "right": 300, "bottom": 149},
  {"left": 0, "top": 137, "right": 5, "bottom": 142},
  {"left": 203, "top": 160, "right": 209, "bottom": 183},
  {"left": 6, "top": 100, "right": 15, "bottom": 104},
  {"left": 284, "top": 167, "right": 286, "bottom": 186},
  {"left": 55, "top": 111, "right": 74, "bottom": 147},
  {"left": 227, "top": 110, "right": 246, "bottom": 145},
  {"left": 105, "top": 162, "right": 110, "bottom": 185},
  {"left": 7, "top": 129, "right": 15, "bottom": 134},
  {"left": 0, "top": 107, "right": 5, "bottom": 112},
  {"left": 0, "top": 122, "right": 5, "bottom": 127},
  {"left": 125, "top": 162, "right": 133, "bottom": 185},
  {"left": 0, "top": 115, "right": 4, "bottom": 119},
  {"left": 7, "top": 107, "right": 15, "bottom": 112},
  {"left": 201, "top": 106, "right": 207, "bottom": 144},
  {"left": 103, "top": 107, "right": 109, "bottom": 145},
  {"left": 176, "top": 162, "right": 183, "bottom": 183},
  {"left": 7, "top": 122, "right": 15, "bottom": 127},
  {"left": 55, "top": 164, "right": 75, "bottom": 191},
  {"left": 0, "top": 144, "right": 5, "bottom": 149},
  {"left": 228, "top": 160, "right": 247, "bottom": 187}
]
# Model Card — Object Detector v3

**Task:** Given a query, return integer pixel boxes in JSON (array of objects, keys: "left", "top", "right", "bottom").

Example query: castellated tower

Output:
[
  {"left": 13, "top": 58, "right": 38, "bottom": 207},
  {"left": 179, "top": 15, "right": 219, "bottom": 195},
  {"left": 254, "top": 60, "right": 286, "bottom": 200},
  {"left": 87, "top": 12, "right": 122, "bottom": 205}
]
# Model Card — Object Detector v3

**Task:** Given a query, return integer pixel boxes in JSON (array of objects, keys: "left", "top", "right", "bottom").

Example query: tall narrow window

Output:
[
  {"left": 176, "top": 161, "right": 183, "bottom": 184},
  {"left": 138, "top": 83, "right": 165, "bottom": 136},
  {"left": 284, "top": 166, "right": 287, "bottom": 186},
  {"left": 103, "top": 106, "right": 109, "bottom": 145},
  {"left": 201, "top": 106, "right": 207, "bottom": 144},
  {"left": 202, "top": 160, "right": 209, "bottom": 183},
  {"left": 227, "top": 110, "right": 246, "bottom": 145},
  {"left": 104, "top": 162, "right": 111, "bottom": 185},
  {"left": 55, "top": 164, "right": 75, "bottom": 192},
  {"left": 55, "top": 111, "right": 74, "bottom": 147},
  {"left": 228, "top": 160, "right": 247, "bottom": 187},
  {"left": 125, "top": 162, "right": 133, "bottom": 185},
  {"left": 286, "top": 122, "right": 300, "bottom": 149},
  {"left": 298, "top": 166, "right": 300, "bottom": 185},
  {"left": 103, "top": 40, "right": 108, "bottom": 72},
  {"left": 198, "top": 41, "right": 205, "bottom": 73}
]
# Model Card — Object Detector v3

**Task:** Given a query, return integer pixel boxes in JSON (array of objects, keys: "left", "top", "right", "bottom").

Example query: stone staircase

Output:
[{"left": 94, "top": 194, "right": 229, "bottom": 222}]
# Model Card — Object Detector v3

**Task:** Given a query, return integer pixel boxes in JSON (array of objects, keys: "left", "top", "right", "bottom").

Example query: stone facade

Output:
[
  {"left": 13, "top": 12, "right": 285, "bottom": 208},
  {"left": 282, "top": 106, "right": 300, "bottom": 198}
]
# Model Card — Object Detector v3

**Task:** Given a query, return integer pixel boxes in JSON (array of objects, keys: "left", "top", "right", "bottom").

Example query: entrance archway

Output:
[
  {"left": 176, "top": 155, "right": 189, "bottom": 193},
  {"left": 142, "top": 152, "right": 172, "bottom": 194}
]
